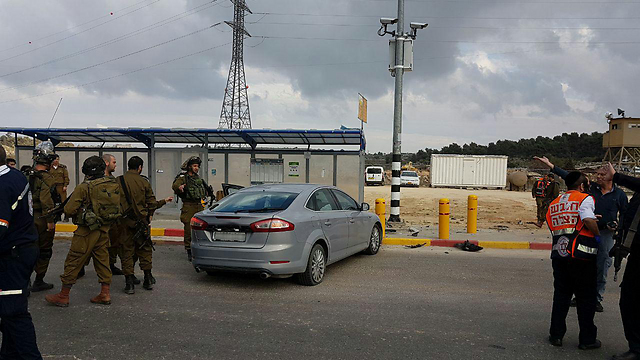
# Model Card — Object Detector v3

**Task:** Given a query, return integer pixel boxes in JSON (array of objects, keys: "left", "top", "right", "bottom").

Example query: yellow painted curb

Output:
[
  {"left": 55, "top": 224, "right": 78, "bottom": 232},
  {"left": 150, "top": 228, "right": 165, "bottom": 237},
  {"left": 478, "top": 241, "right": 530, "bottom": 249},
  {"left": 383, "top": 238, "right": 432, "bottom": 246}
]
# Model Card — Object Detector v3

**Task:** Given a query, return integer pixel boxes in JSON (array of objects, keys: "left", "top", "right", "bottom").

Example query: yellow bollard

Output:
[
  {"left": 375, "top": 198, "right": 386, "bottom": 239},
  {"left": 467, "top": 195, "right": 478, "bottom": 234},
  {"left": 439, "top": 198, "right": 450, "bottom": 240}
]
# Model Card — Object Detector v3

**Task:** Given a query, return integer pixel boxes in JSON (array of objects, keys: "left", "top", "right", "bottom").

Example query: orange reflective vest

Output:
[
  {"left": 546, "top": 190, "right": 598, "bottom": 260},
  {"left": 535, "top": 179, "right": 547, "bottom": 197}
]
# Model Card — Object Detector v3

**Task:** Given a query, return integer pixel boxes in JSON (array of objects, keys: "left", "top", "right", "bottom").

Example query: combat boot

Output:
[
  {"left": 132, "top": 273, "right": 141, "bottom": 285},
  {"left": 45, "top": 285, "right": 71, "bottom": 307},
  {"left": 187, "top": 249, "right": 192, "bottom": 262},
  {"left": 90, "top": 283, "right": 111, "bottom": 305},
  {"left": 143, "top": 270, "right": 154, "bottom": 290},
  {"left": 124, "top": 275, "right": 135, "bottom": 295},
  {"left": 110, "top": 264, "right": 124, "bottom": 276},
  {"left": 31, "top": 275, "right": 54, "bottom": 292}
]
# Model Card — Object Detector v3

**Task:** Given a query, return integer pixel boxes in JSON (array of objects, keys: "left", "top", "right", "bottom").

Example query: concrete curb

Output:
[{"left": 54, "top": 225, "right": 551, "bottom": 251}]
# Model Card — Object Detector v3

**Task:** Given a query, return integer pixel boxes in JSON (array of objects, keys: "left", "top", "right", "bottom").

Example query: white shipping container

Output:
[{"left": 430, "top": 154, "right": 508, "bottom": 188}]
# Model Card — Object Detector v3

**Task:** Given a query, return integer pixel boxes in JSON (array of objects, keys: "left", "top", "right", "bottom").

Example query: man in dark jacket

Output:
[
  {"left": 0, "top": 145, "right": 42, "bottom": 359},
  {"left": 603, "top": 163, "right": 640, "bottom": 360}
]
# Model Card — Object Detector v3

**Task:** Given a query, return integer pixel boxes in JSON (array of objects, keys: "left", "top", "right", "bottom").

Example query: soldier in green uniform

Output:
[
  {"left": 49, "top": 154, "right": 69, "bottom": 203},
  {"left": 26, "top": 142, "right": 59, "bottom": 292},
  {"left": 45, "top": 156, "right": 122, "bottom": 307},
  {"left": 172, "top": 156, "right": 211, "bottom": 262},
  {"left": 116, "top": 156, "right": 172, "bottom": 294}
]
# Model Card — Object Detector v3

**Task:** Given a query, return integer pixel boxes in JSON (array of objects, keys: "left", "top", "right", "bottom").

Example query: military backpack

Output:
[{"left": 74, "top": 177, "right": 121, "bottom": 230}]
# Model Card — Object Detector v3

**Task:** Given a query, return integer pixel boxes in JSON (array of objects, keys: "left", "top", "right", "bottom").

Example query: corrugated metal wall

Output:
[{"left": 430, "top": 154, "right": 508, "bottom": 188}]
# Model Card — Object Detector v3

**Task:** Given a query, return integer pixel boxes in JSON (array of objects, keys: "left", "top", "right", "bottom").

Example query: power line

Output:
[
  {"left": 253, "top": 35, "right": 640, "bottom": 44},
  {"left": 248, "top": 21, "right": 640, "bottom": 31},
  {"left": 264, "top": 0, "right": 640, "bottom": 3},
  {"left": 0, "top": 42, "right": 232, "bottom": 105},
  {"left": 0, "top": 0, "right": 222, "bottom": 79},
  {"left": 0, "top": 0, "right": 162, "bottom": 64},
  {"left": 0, "top": 24, "right": 223, "bottom": 94},
  {"left": 253, "top": 12, "right": 640, "bottom": 20},
  {"left": 0, "top": 0, "right": 158, "bottom": 54}
]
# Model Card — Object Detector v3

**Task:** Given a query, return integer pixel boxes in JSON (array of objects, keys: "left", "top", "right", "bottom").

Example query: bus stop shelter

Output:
[{"left": 4, "top": 128, "right": 366, "bottom": 206}]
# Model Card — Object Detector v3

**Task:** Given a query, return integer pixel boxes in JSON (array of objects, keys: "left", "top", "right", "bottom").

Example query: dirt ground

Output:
[{"left": 364, "top": 185, "right": 539, "bottom": 231}]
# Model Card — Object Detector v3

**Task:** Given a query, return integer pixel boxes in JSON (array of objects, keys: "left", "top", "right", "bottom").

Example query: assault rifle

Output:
[
  {"left": 129, "top": 217, "right": 155, "bottom": 251},
  {"left": 41, "top": 195, "right": 71, "bottom": 220},
  {"left": 611, "top": 209, "right": 639, "bottom": 282}
]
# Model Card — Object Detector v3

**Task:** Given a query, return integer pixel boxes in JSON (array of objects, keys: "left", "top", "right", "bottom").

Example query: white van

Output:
[{"left": 365, "top": 166, "right": 385, "bottom": 186}]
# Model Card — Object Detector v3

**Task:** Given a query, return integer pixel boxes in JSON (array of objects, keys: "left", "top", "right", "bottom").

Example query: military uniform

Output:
[
  {"left": 172, "top": 172, "right": 206, "bottom": 255},
  {"left": 46, "top": 156, "right": 122, "bottom": 307},
  {"left": 29, "top": 169, "right": 57, "bottom": 288},
  {"left": 49, "top": 163, "right": 69, "bottom": 201},
  {"left": 116, "top": 170, "right": 166, "bottom": 292}
]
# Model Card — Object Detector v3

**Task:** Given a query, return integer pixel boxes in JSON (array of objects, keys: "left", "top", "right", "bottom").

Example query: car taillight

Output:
[
  {"left": 190, "top": 217, "right": 208, "bottom": 231},
  {"left": 250, "top": 219, "right": 295, "bottom": 232}
]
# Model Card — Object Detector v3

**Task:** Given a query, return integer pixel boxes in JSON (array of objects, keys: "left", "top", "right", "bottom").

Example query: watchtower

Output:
[{"left": 603, "top": 110, "right": 640, "bottom": 168}]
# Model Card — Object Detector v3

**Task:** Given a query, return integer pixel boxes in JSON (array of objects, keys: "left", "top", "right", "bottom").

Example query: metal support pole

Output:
[
  {"left": 149, "top": 134, "right": 156, "bottom": 193},
  {"left": 389, "top": 0, "right": 405, "bottom": 222}
]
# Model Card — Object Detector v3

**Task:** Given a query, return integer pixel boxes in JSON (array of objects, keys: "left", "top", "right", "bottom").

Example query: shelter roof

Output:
[{"left": 1, "top": 128, "right": 365, "bottom": 150}]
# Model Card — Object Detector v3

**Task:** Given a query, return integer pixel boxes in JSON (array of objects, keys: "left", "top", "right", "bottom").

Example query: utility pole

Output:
[{"left": 378, "top": 1, "right": 427, "bottom": 222}]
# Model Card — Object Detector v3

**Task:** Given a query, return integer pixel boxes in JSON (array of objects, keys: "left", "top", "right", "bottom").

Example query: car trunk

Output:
[{"left": 198, "top": 212, "right": 277, "bottom": 249}]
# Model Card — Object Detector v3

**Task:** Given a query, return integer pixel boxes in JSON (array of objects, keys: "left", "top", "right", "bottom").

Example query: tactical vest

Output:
[
  {"left": 179, "top": 174, "right": 207, "bottom": 201},
  {"left": 26, "top": 170, "right": 60, "bottom": 210},
  {"left": 535, "top": 180, "right": 547, "bottom": 197},
  {"left": 74, "top": 177, "right": 121, "bottom": 230},
  {"left": 546, "top": 191, "right": 598, "bottom": 261}
]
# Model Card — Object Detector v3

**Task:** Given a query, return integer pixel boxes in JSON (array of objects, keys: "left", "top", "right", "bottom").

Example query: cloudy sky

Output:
[{"left": 0, "top": 0, "right": 637, "bottom": 152}]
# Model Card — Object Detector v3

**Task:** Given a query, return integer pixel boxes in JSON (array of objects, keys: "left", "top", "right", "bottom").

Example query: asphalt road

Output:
[{"left": 28, "top": 242, "right": 630, "bottom": 360}]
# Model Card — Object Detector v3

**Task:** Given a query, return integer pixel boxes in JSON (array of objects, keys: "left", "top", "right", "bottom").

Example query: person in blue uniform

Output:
[{"left": 0, "top": 145, "right": 42, "bottom": 359}]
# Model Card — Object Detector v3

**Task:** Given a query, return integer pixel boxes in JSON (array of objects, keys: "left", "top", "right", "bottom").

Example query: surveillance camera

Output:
[
  {"left": 380, "top": 18, "right": 398, "bottom": 25},
  {"left": 410, "top": 22, "right": 428, "bottom": 30},
  {"left": 605, "top": 112, "right": 613, "bottom": 120}
]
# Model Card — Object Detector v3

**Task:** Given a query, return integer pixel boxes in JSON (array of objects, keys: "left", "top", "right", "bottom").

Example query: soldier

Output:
[
  {"left": 102, "top": 153, "right": 125, "bottom": 276},
  {"left": 116, "top": 156, "right": 171, "bottom": 294},
  {"left": 117, "top": 156, "right": 173, "bottom": 294},
  {"left": 27, "top": 142, "right": 59, "bottom": 293},
  {"left": 49, "top": 154, "right": 69, "bottom": 202},
  {"left": 172, "top": 156, "right": 211, "bottom": 262},
  {"left": 45, "top": 156, "right": 122, "bottom": 307}
]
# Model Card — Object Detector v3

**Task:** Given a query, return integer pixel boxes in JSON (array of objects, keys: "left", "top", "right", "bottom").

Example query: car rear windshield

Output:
[
  {"left": 367, "top": 168, "right": 383, "bottom": 174},
  {"left": 401, "top": 171, "right": 418, "bottom": 177},
  {"left": 213, "top": 191, "right": 299, "bottom": 213}
]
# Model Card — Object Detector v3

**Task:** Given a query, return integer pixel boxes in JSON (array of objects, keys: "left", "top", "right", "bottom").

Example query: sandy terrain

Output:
[{"left": 364, "top": 185, "right": 539, "bottom": 231}]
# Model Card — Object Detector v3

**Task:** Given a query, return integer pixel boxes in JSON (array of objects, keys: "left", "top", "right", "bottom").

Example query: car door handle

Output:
[{"left": 324, "top": 221, "right": 332, "bottom": 226}]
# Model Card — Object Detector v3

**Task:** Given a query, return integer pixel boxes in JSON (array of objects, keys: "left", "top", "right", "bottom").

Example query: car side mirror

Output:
[{"left": 361, "top": 203, "right": 370, "bottom": 211}]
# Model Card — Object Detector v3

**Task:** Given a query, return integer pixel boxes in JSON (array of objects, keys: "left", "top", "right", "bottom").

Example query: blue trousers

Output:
[
  {"left": 596, "top": 230, "right": 615, "bottom": 302},
  {"left": 0, "top": 243, "right": 42, "bottom": 360}
]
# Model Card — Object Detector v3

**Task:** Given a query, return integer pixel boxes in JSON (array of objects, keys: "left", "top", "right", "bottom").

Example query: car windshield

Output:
[
  {"left": 367, "top": 168, "right": 383, "bottom": 174},
  {"left": 401, "top": 171, "right": 418, "bottom": 177},
  {"left": 213, "top": 191, "right": 299, "bottom": 213}
]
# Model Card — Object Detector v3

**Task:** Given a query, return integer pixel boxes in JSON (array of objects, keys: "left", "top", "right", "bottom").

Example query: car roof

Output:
[{"left": 240, "top": 183, "right": 332, "bottom": 194}]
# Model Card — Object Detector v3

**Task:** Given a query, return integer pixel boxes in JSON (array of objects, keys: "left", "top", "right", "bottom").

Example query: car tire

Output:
[
  {"left": 295, "top": 243, "right": 326, "bottom": 286},
  {"left": 363, "top": 225, "right": 382, "bottom": 255}
]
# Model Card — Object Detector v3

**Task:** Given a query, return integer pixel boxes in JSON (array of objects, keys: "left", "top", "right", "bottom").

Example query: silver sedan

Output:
[{"left": 190, "top": 184, "right": 382, "bottom": 285}]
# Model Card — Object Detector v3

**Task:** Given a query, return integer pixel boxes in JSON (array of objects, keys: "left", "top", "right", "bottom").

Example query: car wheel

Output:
[
  {"left": 295, "top": 243, "right": 326, "bottom": 286},
  {"left": 364, "top": 225, "right": 381, "bottom": 255}
]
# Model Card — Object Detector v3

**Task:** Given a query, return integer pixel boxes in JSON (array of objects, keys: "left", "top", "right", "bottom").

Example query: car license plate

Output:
[
  {"left": 407, "top": 182, "right": 413, "bottom": 185},
  {"left": 368, "top": 176, "right": 375, "bottom": 180},
  {"left": 213, "top": 231, "right": 246, "bottom": 242}
]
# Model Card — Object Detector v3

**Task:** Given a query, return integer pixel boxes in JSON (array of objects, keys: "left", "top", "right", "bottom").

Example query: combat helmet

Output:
[
  {"left": 181, "top": 156, "right": 202, "bottom": 171},
  {"left": 32, "top": 141, "right": 56, "bottom": 165},
  {"left": 82, "top": 156, "right": 106, "bottom": 178}
]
